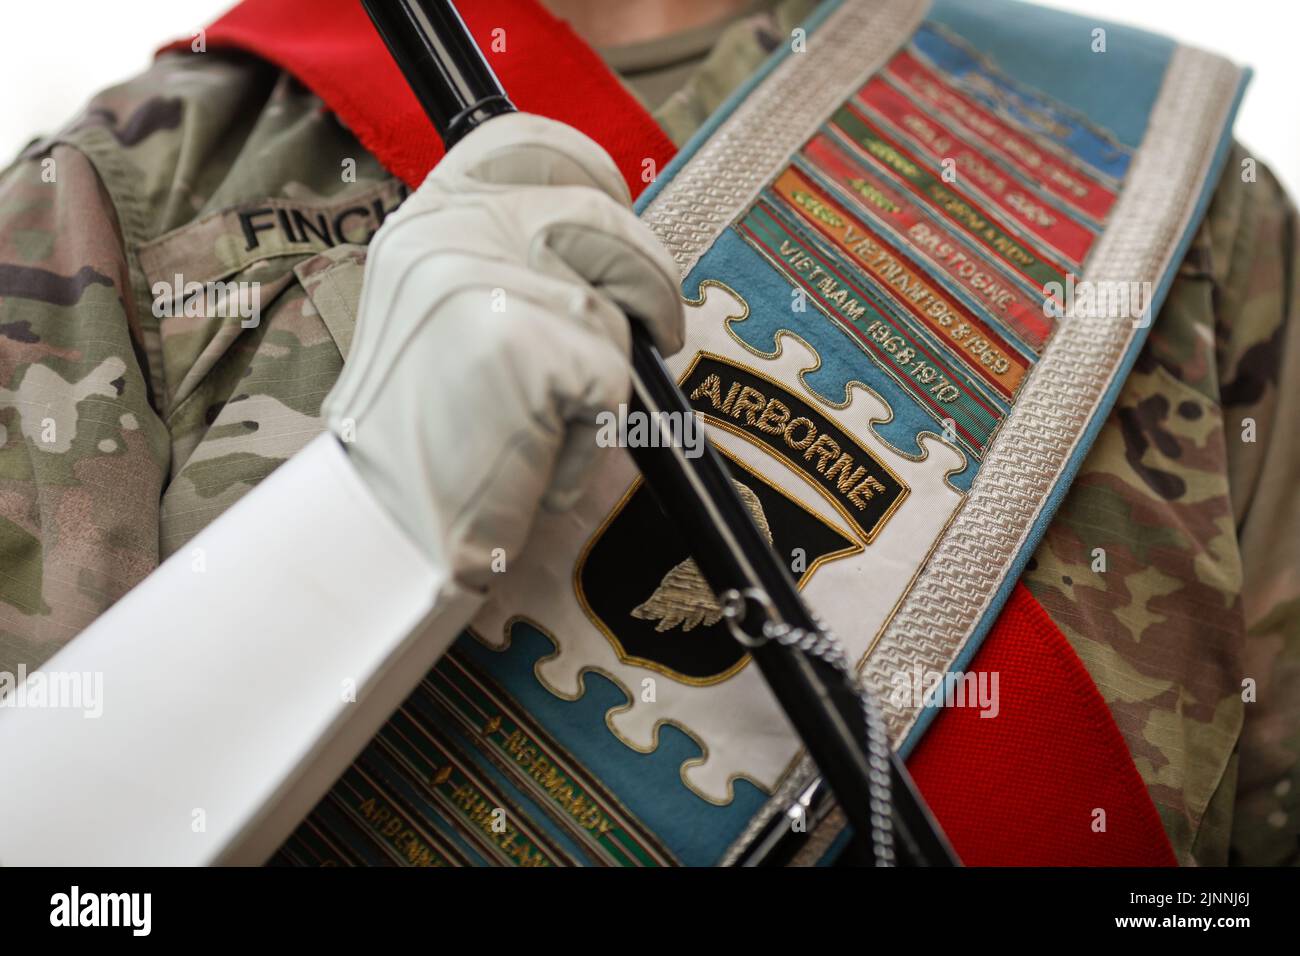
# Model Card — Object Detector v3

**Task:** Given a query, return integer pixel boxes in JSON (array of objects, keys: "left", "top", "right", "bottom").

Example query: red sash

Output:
[{"left": 168, "top": 0, "right": 1175, "bottom": 867}]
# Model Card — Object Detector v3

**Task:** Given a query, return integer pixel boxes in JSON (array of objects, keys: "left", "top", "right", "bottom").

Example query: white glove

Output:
[{"left": 323, "top": 113, "right": 684, "bottom": 592}]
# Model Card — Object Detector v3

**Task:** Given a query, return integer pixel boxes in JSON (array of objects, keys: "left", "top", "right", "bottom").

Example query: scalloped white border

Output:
[
  {"left": 863, "top": 45, "right": 1246, "bottom": 742},
  {"left": 634, "top": 3, "right": 1245, "bottom": 862}
]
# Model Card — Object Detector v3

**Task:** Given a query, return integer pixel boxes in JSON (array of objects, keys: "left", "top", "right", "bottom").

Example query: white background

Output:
[{"left": 1, "top": 0, "right": 1296, "bottom": 195}]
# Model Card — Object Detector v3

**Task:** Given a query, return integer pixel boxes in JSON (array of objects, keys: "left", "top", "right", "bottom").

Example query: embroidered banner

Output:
[
  {"left": 768, "top": 164, "right": 1030, "bottom": 399},
  {"left": 197, "top": 0, "right": 1245, "bottom": 867},
  {"left": 800, "top": 130, "right": 1053, "bottom": 351}
]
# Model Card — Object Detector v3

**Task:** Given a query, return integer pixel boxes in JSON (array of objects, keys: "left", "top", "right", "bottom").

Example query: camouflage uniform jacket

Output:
[{"left": 0, "top": 10, "right": 1296, "bottom": 866}]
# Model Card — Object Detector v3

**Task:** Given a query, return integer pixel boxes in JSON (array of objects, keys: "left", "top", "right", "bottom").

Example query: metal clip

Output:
[{"left": 719, "top": 587, "right": 777, "bottom": 648}]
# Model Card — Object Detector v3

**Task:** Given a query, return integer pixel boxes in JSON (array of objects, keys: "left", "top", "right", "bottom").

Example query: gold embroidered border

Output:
[{"left": 718, "top": 43, "right": 1246, "bottom": 864}]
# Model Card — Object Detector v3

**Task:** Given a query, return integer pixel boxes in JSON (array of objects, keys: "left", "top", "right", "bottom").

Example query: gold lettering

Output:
[
  {"left": 848, "top": 475, "right": 888, "bottom": 509},
  {"left": 720, "top": 381, "right": 741, "bottom": 415},
  {"left": 689, "top": 373, "right": 724, "bottom": 410},
  {"left": 755, "top": 398, "right": 791, "bottom": 435},
  {"left": 730, "top": 386, "right": 766, "bottom": 424},
  {"left": 804, "top": 433, "right": 840, "bottom": 473},
  {"left": 865, "top": 139, "right": 919, "bottom": 178},
  {"left": 825, "top": 454, "right": 868, "bottom": 494},
  {"left": 849, "top": 178, "right": 899, "bottom": 213},
  {"left": 783, "top": 417, "right": 818, "bottom": 450},
  {"left": 792, "top": 190, "right": 844, "bottom": 227}
]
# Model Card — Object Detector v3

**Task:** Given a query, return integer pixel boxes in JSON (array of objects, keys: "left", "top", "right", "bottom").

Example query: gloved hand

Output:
[{"left": 323, "top": 113, "right": 684, "bottom": 592}]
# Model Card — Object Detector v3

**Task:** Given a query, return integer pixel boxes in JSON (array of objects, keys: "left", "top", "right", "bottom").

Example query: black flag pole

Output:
[{"left": 360, "top": 0, "right": 956, "bottom": 867}]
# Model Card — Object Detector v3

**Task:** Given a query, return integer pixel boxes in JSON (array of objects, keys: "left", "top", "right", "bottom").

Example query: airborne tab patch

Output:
[{"left": 681, "top": 353, "right": 908, "bottom": 543}]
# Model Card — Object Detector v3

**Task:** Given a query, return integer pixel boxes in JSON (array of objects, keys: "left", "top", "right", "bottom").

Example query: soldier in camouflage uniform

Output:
[{"left": 0, "top": 0, "right": 1296, "bottom": 865}]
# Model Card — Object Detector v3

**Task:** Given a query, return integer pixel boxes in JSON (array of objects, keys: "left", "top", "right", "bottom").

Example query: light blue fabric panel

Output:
[{"left": 927, "top": 0, "right": 1177, "bottom": 152}]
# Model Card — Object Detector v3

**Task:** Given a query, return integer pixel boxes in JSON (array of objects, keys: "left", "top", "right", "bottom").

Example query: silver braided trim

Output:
[
  {"left": 716, "top": 41, "right": 1244, "bottom": 864},
  {"left": 646, "top": 0, "right": 1244, "bottom": 863},
  {"left": 636, "top": 0, "right": 930, "bottom": 870},
  {"left": 763, "top": 619, "right": 895, "bottom": 866},
  {"left": 861, "top": 46, "right": 1246, "bottom": 745},
  {"left": 860, "top": 694, "right": 896, "bottom": 865},
  {"left": 718, "top": 747, "right": 819, "bottom": 866},
  {"left": 640, "top": 0, "right": 931, "bottom": 275}
]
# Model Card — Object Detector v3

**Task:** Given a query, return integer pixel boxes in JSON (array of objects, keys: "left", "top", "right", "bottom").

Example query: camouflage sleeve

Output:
[
  {"left": 652, "top": 0, "right": 820, "bottom": 146},
  {"left": 0, "top": 142, "right": 169, "bottom": 675},
  {"left": 1219, "top": 150, "right": 1300, "bottom": 865},
  {"left": 1016, "top": 144, "right": 1297, "bottom": 866}
]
